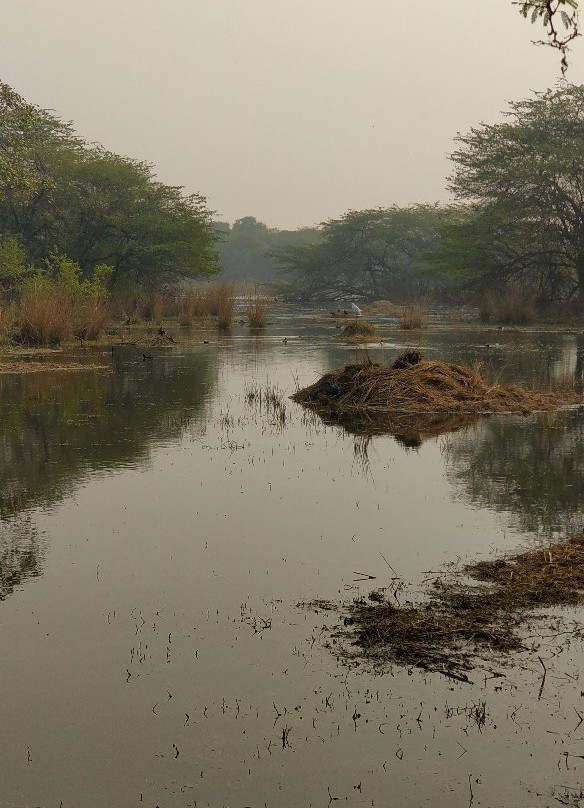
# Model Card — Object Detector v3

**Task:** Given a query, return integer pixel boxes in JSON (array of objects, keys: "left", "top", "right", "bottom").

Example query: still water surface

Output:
[{"left": 1, "top": 308, "right": 583, "bottom": 807}]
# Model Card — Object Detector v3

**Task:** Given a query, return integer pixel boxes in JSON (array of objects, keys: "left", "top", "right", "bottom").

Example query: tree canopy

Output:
[
  {"left": 438, "top": 83, "right": 584, "bottom": 305},
  {"left": 273, "top": 206, "right": 452, "bottom": 302},
  {"left": 0, "top": 83, "right": 219, "bottom": 291}
]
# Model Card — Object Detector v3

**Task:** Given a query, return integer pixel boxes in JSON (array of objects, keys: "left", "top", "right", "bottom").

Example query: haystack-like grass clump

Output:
[
  {"left": 292, "top": 353, "right": 579, "bottom": 415},
  {"left": 339, "top": 320, "right": 381, "bottom": 344}
]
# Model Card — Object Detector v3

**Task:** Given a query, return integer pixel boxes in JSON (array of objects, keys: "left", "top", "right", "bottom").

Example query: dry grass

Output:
[
  {"left": 292, "top": 353, "right": 580, "bottom": 417},
  {"left": 399, "top": 304, "right": 427, "bottom": 330},
  {"left": 14, "top": 288, "right": 74, "bottom": 346},
  {"left": 73, "top": 300, "right": 110, "bottom": 341},
  {"left": 339, "top": 320, "right": 381, "bottom": 344},
  {"left": 245, "top": 286, "right": 269, "bottom": 329},
  {"left": 362, "top": 299, "right": 403, "bottom": 315},
  {"left": 337, "top": 535, "right": 584, "bottom": 677},
  {"left": 476, "top": 289, "right": 535, "bottom": 325}
]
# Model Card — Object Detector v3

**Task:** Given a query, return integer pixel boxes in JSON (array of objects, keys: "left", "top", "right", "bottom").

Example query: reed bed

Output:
[
  {"left": 399, "top": 304, "right": 427, "bottom": 330},
  {"left": 245, "top": 287, "right": 269, "bottom": 329},
  {"left": 292, "top": 352, "right": 580, "bottom": 416}
]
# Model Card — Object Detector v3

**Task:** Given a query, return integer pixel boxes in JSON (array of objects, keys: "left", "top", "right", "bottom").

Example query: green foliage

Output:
[
  {"left": 441, "top": 84, "right": 584, "bottom": 305},
  {"left": 0, "top": 82, "right": 219, "bottom": 292},
  {"left": 519, "top": 1, "right": 579, "bottom": 73},
  {"left": 273, "top": 206, "right": 452, "bottom": 302},
  {"left": 0, "top": 237, "right": 34, "bottom": 290}
]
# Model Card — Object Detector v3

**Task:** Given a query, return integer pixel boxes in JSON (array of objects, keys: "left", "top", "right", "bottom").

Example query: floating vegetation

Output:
[
  {"left": 332, "top": 535, "right": 584, "bottom": 680},
  {"left": 292, "top": 354, "right": 581, "bottom": 417}
]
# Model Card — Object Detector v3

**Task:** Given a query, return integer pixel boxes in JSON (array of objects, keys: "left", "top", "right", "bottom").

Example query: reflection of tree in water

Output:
[
  {"left": 0, "top": 516, "right": 42, "bottom": 600},
  {"left": 0, "top": 349, "right": 216, "bottom": 517},
  {"left": 443, "top": 410, "right": 584, "bottom": 536}
]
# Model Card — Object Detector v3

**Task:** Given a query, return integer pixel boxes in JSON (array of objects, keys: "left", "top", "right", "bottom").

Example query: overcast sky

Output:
[{"left": 2, "top": 1, "right": 584, "bottom": 229}]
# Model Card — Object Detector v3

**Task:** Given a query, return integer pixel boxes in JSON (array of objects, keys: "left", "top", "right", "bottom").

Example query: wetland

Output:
[{"left": 1, "top": 305, "right": 584, "bottom": 808}]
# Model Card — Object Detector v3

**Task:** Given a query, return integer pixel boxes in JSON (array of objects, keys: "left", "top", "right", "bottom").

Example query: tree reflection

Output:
[
  {"left": 443, "top": 409, "right": 584, "bottom": 536},
  {"left": 0, "top": 516, "right": 42, "bottom": 600},
  {"left": 0, "top": 349, "right": 216, "bottom": 517}
]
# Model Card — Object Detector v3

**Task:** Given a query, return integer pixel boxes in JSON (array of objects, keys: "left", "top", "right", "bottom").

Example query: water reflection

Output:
[
  {"left": 0, "top": 516, "right": 42, "bottom": 600},
  {"left": 443, "top": 408, "right": 584, "bottom": 536},
  {"left": 0, "top": 349, "right": 216, "bottom": 517}
]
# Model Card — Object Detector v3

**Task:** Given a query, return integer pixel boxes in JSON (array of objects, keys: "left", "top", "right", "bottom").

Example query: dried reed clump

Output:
[
  {"left": 245, "top": 286, "right": 269, "bottom": 329},
  {"left": 339, "top": 320, "right": 381, "bottom": 344},
  {"left": 341, "top": 535, "right": 584, "bottom": 677},
  {"left": 14, "top": 288, "right": 75, "bottom": 345},
  {"left": 73, "top": 300, "right": 110, "bottom": 341},
  {"left": 399, "top": 304, "right": 426, "bottom": 330},
  {"left": 207, "top": 281, "right": 235, "bottom": 329},
  {"left": 476, "top": 289, "right": 535, "bottom": 325},
  {"left": 137, "top": 292, "right": 167, "bottom": 324},
  {"left": 292, "top": 355, "right": 580, "bottom": 416}
]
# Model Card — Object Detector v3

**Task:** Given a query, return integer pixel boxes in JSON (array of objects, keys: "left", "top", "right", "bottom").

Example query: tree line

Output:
[
  {"left": 256, "top": 83, "right": 584, "bottom": 314},
  {"left": 0, "top": 82, "right": 219, "bottom": 295}
]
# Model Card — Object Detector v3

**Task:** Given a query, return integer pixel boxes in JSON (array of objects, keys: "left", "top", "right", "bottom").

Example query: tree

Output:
[
  {"left": 274, "top": 206, "right": 451, "bottom": 302},
  {"left": 519, "top": 1, "right": 579, "bottom": 73},
  {"left": 0, "top": 82, "right": 219, "bottom": 291},
  {"left": 441, "top": 84, "right": 584, "bottom": 305}
]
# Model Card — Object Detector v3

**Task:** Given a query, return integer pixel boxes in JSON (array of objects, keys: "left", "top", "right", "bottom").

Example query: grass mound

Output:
[
  {"left": 292, "top": 353, "right": 579, "bottom": 415},
  {"left": 339, "top": 320, "right": 381, "bottom": 344}
]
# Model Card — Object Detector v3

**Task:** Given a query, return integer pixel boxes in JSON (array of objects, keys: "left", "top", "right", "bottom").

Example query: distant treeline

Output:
[{"left": 220, "top": 84, "right": 584, "bottom": 317}]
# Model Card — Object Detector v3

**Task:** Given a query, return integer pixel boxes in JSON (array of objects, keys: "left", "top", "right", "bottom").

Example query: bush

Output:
[{"left": 11, "top": 254, "right": 113, "bottom": 345}]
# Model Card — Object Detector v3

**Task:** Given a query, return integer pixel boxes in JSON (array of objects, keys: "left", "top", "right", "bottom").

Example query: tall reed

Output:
[
  {"left": 399, "top": 304, "right": 427, "bottom": 330},
  {"left": 245, "top": 285, "right": 269, "bottom": 328}
]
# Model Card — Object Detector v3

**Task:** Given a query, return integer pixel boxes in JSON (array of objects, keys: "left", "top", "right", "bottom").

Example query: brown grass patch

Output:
[
  {"left": 0, "top": 360, "right": 109, "bottom": 374},
  {"left": 339, "top": 320, "right": 381, "bottom": 344},
  {"left": 362, "top": 299, "right": 403, "bottom": 315},
  {"left": 399, "top": 304, "right": 426, "bottom": 330},
  {"left": 336, "top": 535, "right": 584, "bottom": 678},
  {"left": 292, "top": 354, "right": 580, "bottom": 416},
  {"left": 244, "top": 286, "right": 269, "bottom": 329}
]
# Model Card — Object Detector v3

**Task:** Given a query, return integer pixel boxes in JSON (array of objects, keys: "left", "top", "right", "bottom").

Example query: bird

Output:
[
  {"left": 158, "top": 327, "right": 166, "bottom": 337},
  {"left": 324, "top": 379, "right": 342, "bottom": 396},
  {"left": 350, "top": 303, "right": 362, "bottom": 316},
  {"left": 282, "top": 337, "right": 288, "bottom": 344}
]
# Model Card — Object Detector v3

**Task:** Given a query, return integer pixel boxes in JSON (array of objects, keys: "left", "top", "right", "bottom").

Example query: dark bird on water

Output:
[{"left": 143, "top": 353, "right": 153, "bottom": 361}]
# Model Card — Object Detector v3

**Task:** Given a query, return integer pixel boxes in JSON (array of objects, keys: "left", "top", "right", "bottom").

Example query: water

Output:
[{"left": 1, "top": 308, "right": 583, "bottom": 807}]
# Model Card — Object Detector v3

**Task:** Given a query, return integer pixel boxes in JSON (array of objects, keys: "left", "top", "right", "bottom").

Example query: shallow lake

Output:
[{"left": 1, "top": 306, "right": 584, "bottom": 807}]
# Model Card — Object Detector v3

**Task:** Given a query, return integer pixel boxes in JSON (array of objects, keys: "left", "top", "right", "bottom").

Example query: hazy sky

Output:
[{"left": 2, "top": 1, "right": 583, "bottom": 229}]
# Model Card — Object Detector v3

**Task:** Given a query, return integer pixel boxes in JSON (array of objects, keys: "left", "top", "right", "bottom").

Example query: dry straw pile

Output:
[{"left": 293, "top": 352, "right": 579, "bottom": 415}]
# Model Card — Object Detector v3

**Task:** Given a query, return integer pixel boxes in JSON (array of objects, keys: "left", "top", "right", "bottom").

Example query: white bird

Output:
[{"left": 350, "top": 303, "right": 362, "bottom": 316}]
